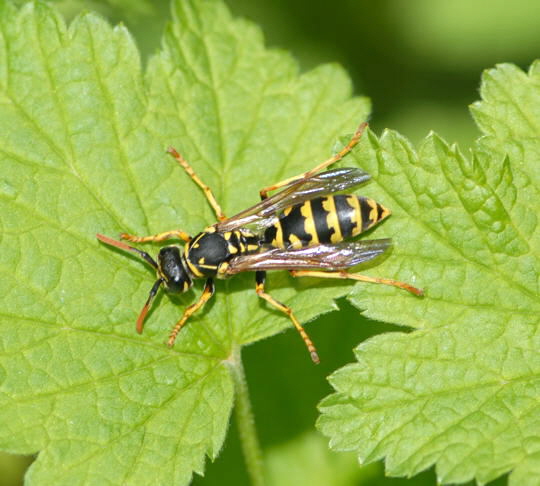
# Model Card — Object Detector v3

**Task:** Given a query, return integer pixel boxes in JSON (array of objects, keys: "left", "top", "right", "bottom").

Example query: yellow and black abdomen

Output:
[{"left": 263, "top": 195, "right": 391, "bottom": 249}]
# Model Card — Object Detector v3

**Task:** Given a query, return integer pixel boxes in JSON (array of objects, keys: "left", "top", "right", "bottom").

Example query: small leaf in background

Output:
[
  {"left": 318, "top": 62, "right": 540, "bottom": 486},
  {"left": 265, "top": 431, "right": 370, "bottom": 486}
]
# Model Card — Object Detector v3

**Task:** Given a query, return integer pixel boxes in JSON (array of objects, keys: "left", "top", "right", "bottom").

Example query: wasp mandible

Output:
[{"left": 97, "top": 122, "right": 423, "bottom": 363}]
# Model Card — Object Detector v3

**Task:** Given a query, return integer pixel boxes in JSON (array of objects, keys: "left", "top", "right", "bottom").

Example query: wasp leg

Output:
[
  {"left": 289, "top": 270, "right": 424, "bottom": 296},
  {"left": 121, "top": 230, "right": 192, "bottom": 243},
  {"left": 167, "top": 147, "right": 227, "bottom": 221},
  {"left": 259, "top": 122, "right": 368, "bottom": 200},
  {"left": 255, "top": 271, "right": 319, "bottom": 363},
  {"left": 168, "top": 279, "right": 215, "bottom": 347}
]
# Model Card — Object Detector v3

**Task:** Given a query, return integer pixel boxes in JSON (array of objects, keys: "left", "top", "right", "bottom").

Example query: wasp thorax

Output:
[{"left": 157, "top": 246, "right": 192, "bottom": 293}]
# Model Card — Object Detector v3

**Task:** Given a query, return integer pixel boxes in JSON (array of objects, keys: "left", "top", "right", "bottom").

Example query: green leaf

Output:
[
  {"left": 318, "top": 62, "right": 540, "bottom": 486},
  {"left": 265, "top": 431, "right": 373, "bottom": 486},
  {"left": 0, "top": 0, "right": 375, "bottom": 483}
]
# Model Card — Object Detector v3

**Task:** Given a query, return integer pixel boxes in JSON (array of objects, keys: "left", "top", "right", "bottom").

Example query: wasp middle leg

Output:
[
  {"left": 255, "top": 271, "right": 319, "bottom": 363},
  {"left": 167, "top": 147, "right": 227, "bottom": 221},
  {"left": 289, "top": 270, "right": 424, "bottom": 296},
  {"left": 259, "top": 122, "right": 368, "bottom": 200}
]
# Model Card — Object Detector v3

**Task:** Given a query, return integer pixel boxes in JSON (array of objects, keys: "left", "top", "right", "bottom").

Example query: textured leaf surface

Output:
[
  {"left": 0, "top": 0, "right": 375, "bottom": 484},
  {"left": 318, "top": 62, "right": 540, "bottom": 485}
]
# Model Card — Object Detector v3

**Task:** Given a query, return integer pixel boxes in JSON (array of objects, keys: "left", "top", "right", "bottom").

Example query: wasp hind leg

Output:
[
  {"left": 167, "top": 147, "right": 227, "bottom": 221},
  {"left": 255, "top": 271, "right": 320, "bottom": 364},
  {"left": 168, "top": 279, "right": 215, "bottom": 347},
  {"left": 259, "top": 122, "right": 368, "bottom": 200},
  {"left": 121, "top": 230, "right": 192, "bottom": 243},
  {"left": 289, "top": 270, "right": 424, "bottom": 296}
]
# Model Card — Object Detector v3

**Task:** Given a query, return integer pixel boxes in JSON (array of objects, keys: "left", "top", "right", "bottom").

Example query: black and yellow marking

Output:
[
  {"left": 300, "top": 201, "right": 319, "bottom": 245},
  {"left": 263, "top": 195, "right": 391, "bottom": 249},
  {"left": 321, "top": 196, "right": 342, "bottom": 243},
  {"left": 184, "top": 229, "right": 261, "bottom": 278},
  {"left": 359, "top": 197, "right": 391, "bottom": 232}
]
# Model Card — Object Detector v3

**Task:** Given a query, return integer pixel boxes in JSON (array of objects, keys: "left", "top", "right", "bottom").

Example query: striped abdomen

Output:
[{"left": 263, "top": 195, "right": 391, "bottom": 249}]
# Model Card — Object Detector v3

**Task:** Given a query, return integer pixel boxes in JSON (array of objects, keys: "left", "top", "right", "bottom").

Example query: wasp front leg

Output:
[
  {"left": 121, "top": 230, "right": 192, "bottom": 244},
  {"left": 259, "top": 122, "right": 368, "bottom": 200},
  {"left": 168, "top": 279, "right": 215, "bottom": 347},
  {"left": 255, "top": 271, "right": 320, "bottom": 363}
]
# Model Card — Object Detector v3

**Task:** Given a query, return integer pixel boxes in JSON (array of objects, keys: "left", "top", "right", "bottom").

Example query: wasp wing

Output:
[
  {"left": 224, "top": 239, "right": 391, "bottom": 274},
  {"left": 216, "top": 167, "right": 371, "bottom": 232}
]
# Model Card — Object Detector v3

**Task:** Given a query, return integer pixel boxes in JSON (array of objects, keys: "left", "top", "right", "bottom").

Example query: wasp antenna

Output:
[
  {"left": 96, "top": 233, "right": 158, "bottom": 269},
  {"left": 136, "top": 279, "right": 164, "bottom": 334}
]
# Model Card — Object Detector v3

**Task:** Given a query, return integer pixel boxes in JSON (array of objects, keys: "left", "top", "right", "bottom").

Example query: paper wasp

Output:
[{"left": 97, "top": 122, "right": 422, "bottom": 363}]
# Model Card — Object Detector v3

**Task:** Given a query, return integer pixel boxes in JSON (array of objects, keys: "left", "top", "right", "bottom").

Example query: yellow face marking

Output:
[
  {"left": 322, "top": 197, "right": 342, "bottom": 243},
  {"left": 224, "top": 232, "right": 232, "bottom": 240},
  {"left": 283, "top": 206, "right": 293, "bottom": 216},
  {"left": 288, "top": 233, "right": 303, "bottom": 249},
  {"left": 228, "top": 244, "right": 238, "bottom": 254},
  {"left": 271, "top": 221, "right": 284, "bottom": 248},
  {"left": 204, "top": 226, "right": 216, "bottom": 233},
  {"left": 300, "top": 201, "right": 319, "bottom": 245},
  {"left": 198, "top": 257, "right": 206, "bottom": 264},
  {"left": 346, "top": 195, "right": 362, "bottom": 236}
]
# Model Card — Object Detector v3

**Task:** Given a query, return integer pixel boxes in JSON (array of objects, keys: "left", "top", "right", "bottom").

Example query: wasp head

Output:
[
  {"left": 96, "top": 234, "right": 194, "bottom": 334},
  {"left": 157, "top": 246, "right": 193, "bottom": 293}
]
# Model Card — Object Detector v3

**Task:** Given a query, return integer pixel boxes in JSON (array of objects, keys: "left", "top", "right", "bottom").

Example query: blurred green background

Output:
[{"left": 4, "top": 0, "right": 538, "bottom": 484}]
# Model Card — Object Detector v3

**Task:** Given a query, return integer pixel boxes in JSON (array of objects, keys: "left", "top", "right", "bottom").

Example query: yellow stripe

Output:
[
  {"left": 379, "top": 204, "right": 391, "bottom": 220},
  {"left": 288, "top": 234, "right": 303, "bottom": 249},
  {"left": 322, "top": 196, "right": 342, "bottom": 243},
  {"left": 198, "top": 264, "right": 218, "bottom": 270},
  {"left": 272, "top": 220, "right": 284, "bottom": 248},
  {"left": 189, "top": 233, "right": 205, "bottom": 249},
  {"left": 347, "top": 195, "right": 362, "bottom": 236},
  {"left": 217, "top": 261, "right": 229, "bottom": 275},
  {"left": 186, "top": 257, "right": 204, "bottom": 278},
  {"left": 300, "top": 201, "right": 319, "bottom": 245},
  {"left": 367, "top": 198, "right": 379, "bottom": 228}
]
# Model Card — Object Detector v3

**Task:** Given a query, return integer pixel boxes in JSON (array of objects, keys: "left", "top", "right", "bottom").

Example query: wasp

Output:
[{"left": 97, "top": 122, "right": 422, "bottom": 363}]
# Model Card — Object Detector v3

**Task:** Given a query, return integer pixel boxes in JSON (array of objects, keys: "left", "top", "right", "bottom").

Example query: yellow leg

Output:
[
  {"left": 260, "top": 122, "right": 368, "bottom": 199},
  {"left": 255, "top": 271, "right": 319, "bottom": 364},
  {"left": 167, "top": 147, "right": 227, "bottom": 221},
  {"left": 289, "top": 270, "right": 424, "bottom": 296},
  {"left": 120, "top": 230, "right": 192, "bottom": 243},
  {"left": 167, "top": 279, "right": 215, "bottom": 347}
]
